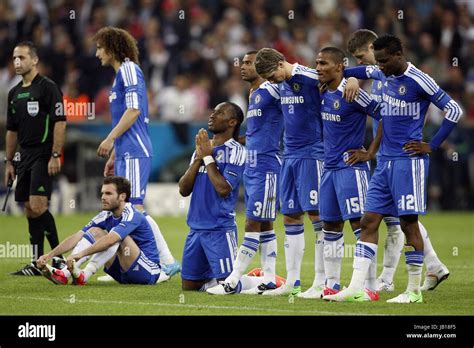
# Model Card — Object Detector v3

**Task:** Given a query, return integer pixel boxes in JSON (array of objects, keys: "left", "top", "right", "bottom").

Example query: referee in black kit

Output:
[{"left": 4, "top": 41, "right": 66, "bottom": 275}]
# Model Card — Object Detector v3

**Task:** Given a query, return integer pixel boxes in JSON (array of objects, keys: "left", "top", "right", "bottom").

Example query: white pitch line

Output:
[{"left": 0, "top": 295, "right": 388, "bottom": 316}]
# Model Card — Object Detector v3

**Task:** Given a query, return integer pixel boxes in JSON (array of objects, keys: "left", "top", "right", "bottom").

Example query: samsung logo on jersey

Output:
[
  {"left": 321, "top": 112, "right": 341, "bottom": 122},
  {"left": 380, "top": 99, "right": 421, "bottom": 119},
  {"left": 370, "top": 93, "right": 382, "bottom": 102},
  {"left": 247, "top": 109, "right": 262, "bottom": 118},
  {"left": 281, "top": 96, "right": 305, "bottom": 104}
]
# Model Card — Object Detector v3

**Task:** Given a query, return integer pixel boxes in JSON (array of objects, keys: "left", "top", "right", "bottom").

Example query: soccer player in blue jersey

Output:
[
  {"left": 179, "top": 102, "right": 247, "bottom": 291},
  {"left": 346, "top": 29, "right": 450, "bottom": 292},
  {"left": 316, "top": 47, "right": 381, "bottom": 301},
  {"left": 93, "top": 27, "right": 179, "bottom": 280},
  {"left": 250, "top": 48, "right": 359, "bottom": 297},
  {"left": 206, "top": 51, "right": 284, "bottom": 295},
  {"left": 324, "top": 35, "right": 462, "bottom": 303},
  {"left": 37, "top": 176, "right": 161, "bottom": 285}
]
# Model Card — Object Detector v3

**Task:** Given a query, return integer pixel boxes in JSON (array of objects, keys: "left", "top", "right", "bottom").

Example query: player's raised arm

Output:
[
  {"left": 178, "top": 144, "right": 203, "bottom": 197},
  {"left": 344, "top": 65, "right": 385, "bottom": 81},
  {"left": 198, "top": 129, "right": 235, "bottom": 197}
]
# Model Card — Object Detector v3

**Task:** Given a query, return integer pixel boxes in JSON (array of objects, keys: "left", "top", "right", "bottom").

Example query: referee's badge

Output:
[{"left": 27, "top": 101, "right": 39, "bottom": 117}]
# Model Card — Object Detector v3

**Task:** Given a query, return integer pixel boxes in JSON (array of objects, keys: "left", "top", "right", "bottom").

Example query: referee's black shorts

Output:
[{"left": 15, "top": 147, "right": 53, "bottom": 202}]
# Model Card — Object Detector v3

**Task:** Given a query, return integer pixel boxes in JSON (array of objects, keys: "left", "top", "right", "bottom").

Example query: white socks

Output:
[
  {"left": 312, "top": 221, "right": 325, "bottom": 288},
  {"left": 83, "top": 242, "right": 120, "bottom": 281},
  {"left": 226, "top": 232, "right": 260, "bottom": 287},
  {"left": 418, "top": 221, "right": 442, "bottom": 272},
  {"left": 379, "top": 223, "right": 404, "bottom": 284},
  {"left": 349, "top": 241, "right": 378, "bottom": 291},
  {"left": 323, "top": 230, "right": 343, "bottom": 290},
  {"left": 145, "top": 214, "right": 174, "bottom": 265},
  {"left": 259, "top": 230, "right": 277, "bottom": 285},
  {"left": 353, "top": 229, "right": 377, "bottom": 291},
  {"left": 71, "top": 236, "right": 93, "bottom": 268},
  {"left": 284, "top": 224, "right": 305, "bottom": 287},
  {"left": 199, "top": 279, "right": 218, "bottom": 291},
  {"left": 405, "top": 249, "right": 424, "bottom": 293}
]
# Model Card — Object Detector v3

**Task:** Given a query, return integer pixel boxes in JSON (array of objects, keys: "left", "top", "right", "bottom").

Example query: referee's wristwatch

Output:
[
  {"left": 3, "top": 157, "right": 13, "bottom": 164},
  {"left": 51, "top": 152, "right": 61, "bottom": 159}
]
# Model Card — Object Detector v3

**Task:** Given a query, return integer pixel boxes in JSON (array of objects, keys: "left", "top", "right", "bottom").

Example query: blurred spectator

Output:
[{"left": 0, "top": 0, "right": 472, "bottom": 208}]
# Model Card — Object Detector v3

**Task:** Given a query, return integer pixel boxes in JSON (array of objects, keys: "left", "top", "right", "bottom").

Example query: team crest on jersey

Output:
[
  {"left": 27, "top": 101, "right": 39, "bottom": 117},
  {"left": 109, "top": 92, "right": 117, "bottom": 103},
  {"left": 398, "top": 85, "right": 407, "bottom": 95},
  {"left": 377, "top": 81, "right": 383, "bottom": 90},
  {"left": 215, "top": 151, "right": 224, "bottom": 162},
  {"left": 254, "top": 94, "right": 261, "bottom": 104},
  {"left": 292, "top": 83, "right": 301, "bottom": 92},
  {"left": 333, "top": 99, "right": 341, "bottom": 110}
]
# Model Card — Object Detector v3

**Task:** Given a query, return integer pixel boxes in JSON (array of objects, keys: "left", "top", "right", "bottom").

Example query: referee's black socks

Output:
[{"left": 28, "top": 210, "right": 63, "bottom": 265}]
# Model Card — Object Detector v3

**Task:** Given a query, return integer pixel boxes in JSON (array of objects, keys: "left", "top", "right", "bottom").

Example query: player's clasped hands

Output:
[
  {"left": 195, "top": 128, "right": 213, "bottom": 158},
  {"left": 403, "top": 141, "right": 432, "bottom": 155}
]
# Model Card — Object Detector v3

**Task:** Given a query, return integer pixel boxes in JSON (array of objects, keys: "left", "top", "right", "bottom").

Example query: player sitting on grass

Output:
[{"left": 36, "top": 176, "right": 163, "bottom": 285}]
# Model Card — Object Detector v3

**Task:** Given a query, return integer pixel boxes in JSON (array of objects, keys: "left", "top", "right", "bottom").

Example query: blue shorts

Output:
[
  {"left": 280, "top": 158, "right": 324, "bottom": 214},
  {"left": 181, "top": 229, "right": 238, "bottom": 281},
  {"left": 115, "top": 157, "right": 151, "bottom": 205},
  {"left": 104, "top": 250, "right": 160, "bottom": 285},
  {"left": 320, "top": 168, "right": 370, "bottom": 222},
  {"left": 365, "top": 158, "right": 429, "bottom": 216},
  {"left": 244, "top": 168, "right": 280, "bottom": 221}
]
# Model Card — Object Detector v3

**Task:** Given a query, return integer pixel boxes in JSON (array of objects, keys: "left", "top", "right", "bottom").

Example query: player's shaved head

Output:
[
  {"left": 319, "top": 47, "right": 346, "bottom": 65},
  {"left": 347, "top": 29, "right": 378, "bottom": 54},
  {"left": 255, "top": 48, "right": 286, "bottom": 76},
  {"left": 373, "top": 34, "right": 404, "bottom": 55},
  {"left": 223, "top": 102, "right": 244, "bottom": 141}
]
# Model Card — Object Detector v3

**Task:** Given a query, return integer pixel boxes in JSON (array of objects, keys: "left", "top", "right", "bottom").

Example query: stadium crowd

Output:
[{"left": 0, "top": 0, "right": 473, "bottom": 210}]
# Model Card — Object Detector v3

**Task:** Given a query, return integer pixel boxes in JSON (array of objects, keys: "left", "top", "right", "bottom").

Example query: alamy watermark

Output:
[{"left": 0, "top": 242, "right": 37, "bottom": 259}]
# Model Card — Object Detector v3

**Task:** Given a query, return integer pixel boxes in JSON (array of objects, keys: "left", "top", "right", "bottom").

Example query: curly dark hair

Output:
[{"left": 93, "top": 27, "right": 139, "bottom": 64}]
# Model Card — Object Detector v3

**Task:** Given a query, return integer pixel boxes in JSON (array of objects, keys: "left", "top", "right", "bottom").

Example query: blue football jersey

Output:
[
  {"left": 370, "top": 79, "right": 384, "bottom": 138},
  {"left": 246, "top": 81, "right": 284, "bottom": 171},
  {"left": 109, "top": 60, "right": 153, "bottom": 159},
  {"left": 279, "top": 63, "right": 324, "bottom": 160},
  {"left": 347, "top": 63, "right": 459, "bottom": 160},
  {"left": 81, "top": 203, "right": 159, "bottom": 263},
  {"left": 187, "top": 139, "right": 246, "bottom": 231},
  {"left": 320, "top": 78, "right": 380, "bottom": 170}
]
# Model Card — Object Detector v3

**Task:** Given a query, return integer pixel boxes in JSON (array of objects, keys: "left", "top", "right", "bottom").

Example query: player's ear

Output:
[{"left": 228, "top": 118, "right": 237, "bottom": 128}]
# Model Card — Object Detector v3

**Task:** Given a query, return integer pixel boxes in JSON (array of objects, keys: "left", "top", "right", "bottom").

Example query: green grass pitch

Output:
[{"left": 0, "top": 212, "right": 472, "bottom": 315}]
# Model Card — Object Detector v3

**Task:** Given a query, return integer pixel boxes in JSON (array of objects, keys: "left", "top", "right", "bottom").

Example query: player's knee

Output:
[
  {"left": 283, "top": 213, "right": 304, "bottom": 224},
  {"left": 245, "top": 219, "right": 262, "bottom": 232},
  {"left": 26, "top": 204, "right": 47, "bottom": 218},
  {"left": 323, "top": 221, "right": 343, "bottom": 232},
  {"left": 360, "top": 214, "right": 377, "bottom": 233},
  {"left": 87, "top": 227, "right": 107, "bottom": 239}
]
